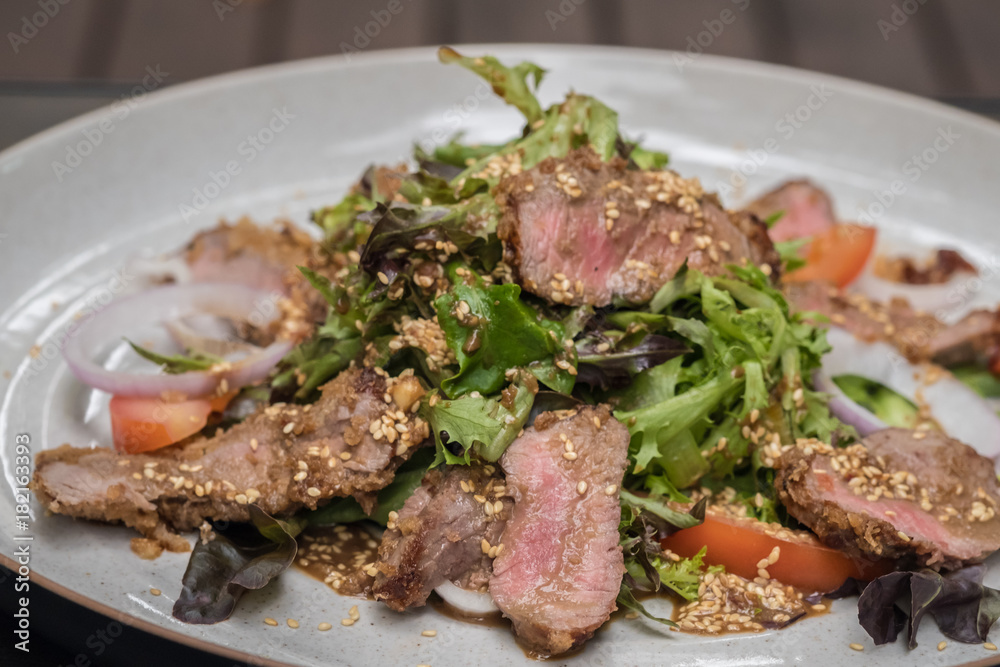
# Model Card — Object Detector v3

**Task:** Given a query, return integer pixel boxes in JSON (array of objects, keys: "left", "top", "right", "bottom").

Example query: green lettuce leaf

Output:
[
  {"left": 422, "top": 373, "right": 536, "bottom": 465},
  {"left": 434, "top": 272, "right": 573, "bottom": 398}
]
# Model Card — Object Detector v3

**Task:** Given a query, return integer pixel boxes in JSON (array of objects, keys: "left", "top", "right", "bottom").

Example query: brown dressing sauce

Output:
[
  {"left": 295, "top": 525, "right": 833, "bottom": 657},
  {"left": 293, "top": 524, "right": 379, "bottom": 597}
]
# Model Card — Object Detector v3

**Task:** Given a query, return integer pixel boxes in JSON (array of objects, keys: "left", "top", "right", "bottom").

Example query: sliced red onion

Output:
[
  {"left": 433, "top": 580, "right": 498, "bottom": 615},
  {"left": 816, "top": 326, "right": 1000, "bottom": 460},
  {"left": 165, "top": 316, "right": 257, "bottom": 357},
  {"left": 64, "top": 283, "right": 292, "bottom": 398},
  {"left": 125, "top": 253, "right": 193, "bottom": 286}
]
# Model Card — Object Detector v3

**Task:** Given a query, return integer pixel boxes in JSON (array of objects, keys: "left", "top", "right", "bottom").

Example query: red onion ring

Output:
[
  {"left": 64, "top": 283, "right": 292, "bottom": 398},
  {"left": 816, "top": 327, "right": 1000, "bottom": 461}
]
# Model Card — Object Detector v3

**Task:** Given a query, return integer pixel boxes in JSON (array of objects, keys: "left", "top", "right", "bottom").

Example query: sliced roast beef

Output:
[
  {"left": 775, "top": 429, "right": 1000, "bottom": 570},
  {"left": 872, "top": 249, "right": 977, "bottom": 285},
  {"left": 185, "top": 219, "right": 336, "bottom": 343},
  {"left": 33, "top": 369, "right": 429, "bottom": 546},
  {"left": 785, "top": 281, "right": 1000, "bottom": 365},
  {"left": 372, "top": 464, "right": 510, "bottom": 611},
  {"left": 496, "top": 147, "right": 779, "bottom": 308},
  {"left": 489, "top": 406, "right": 629, "bottom": 655},
  {"left": 745, "top": 179, "right": 836, "bottom": 243}
]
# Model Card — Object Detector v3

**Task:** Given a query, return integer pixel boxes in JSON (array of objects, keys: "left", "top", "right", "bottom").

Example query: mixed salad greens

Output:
[{"left": 171, "top": 49, "right": 999, "bottom": 647}]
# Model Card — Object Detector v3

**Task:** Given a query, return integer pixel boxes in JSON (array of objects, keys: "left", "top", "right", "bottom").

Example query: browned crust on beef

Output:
[
  {"left": 775, "top": 431, "right": 1000, "bottom": 570},
  {"left": 33, "top": 369, "right": 428, "bottom": 543},
  {"left": 784, "top": 281, "right": 1000, "bottom": 365},
  {"left": 372, "top": 464, "right": 509, "bottom": 611}
]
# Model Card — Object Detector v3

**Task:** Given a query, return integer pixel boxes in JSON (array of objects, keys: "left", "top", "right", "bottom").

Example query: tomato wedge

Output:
[
  {"left": 109, "top": 391, "right": 237, "bottom": 454},
  {"left": 784, "top": 224, "right": 876, "bottom": 288},
  {"left": 660, "top": 511, "right": 889, "bottom": 594}
]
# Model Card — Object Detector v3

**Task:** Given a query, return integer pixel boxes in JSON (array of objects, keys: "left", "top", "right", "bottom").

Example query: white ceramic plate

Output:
[{"left": 2, "top": 45, "right": 999, "bottom": 667}]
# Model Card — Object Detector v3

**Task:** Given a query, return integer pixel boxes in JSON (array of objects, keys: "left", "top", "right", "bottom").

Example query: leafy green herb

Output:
[
  {"left": 128, "top": 340, "right": 221, "bottom": 374},
  {"left": 833, "top": 374, "right": 920, "bottom": 429},
  {"left": 422, "top": 373, "right": 537, "bottom": 465},
  {"left": 774, "top": 237, "right": 810, "bottom": 273},
  {"left": 435, "top": 272, "right": 573, "bottom": 398},
  {"left": 172, "top": 506, "right": 304, "bottom": 624}
]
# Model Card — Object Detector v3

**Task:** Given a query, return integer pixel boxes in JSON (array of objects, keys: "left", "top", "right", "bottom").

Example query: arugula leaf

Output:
[
  {"left": 172, "top": 506, "right": 304, "bottom": 624},
  {"left": 128, "top": 340, "right": 220, "bottom": 374},
  {"left": 617, "top": 496, "right": 709, "bottom": 622},
  {"left": 434, "top": 273, "right": 572, "bottom": 398},
  {"left": 422, "top": 373, "right": 537, "bottom": 465},
  {"left": 774, "top": 237, "right": 810, "bottom": 273},
  {"left": 438, "top": 47, "right": 547, "bottom": 125}
]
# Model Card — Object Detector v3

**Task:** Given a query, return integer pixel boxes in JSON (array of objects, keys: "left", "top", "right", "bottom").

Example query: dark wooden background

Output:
[
  {"left": 4, "top": 0, "right": 1000, "bottom": 150},
  {"left": 2, "top": 0, "right": 999, "bottom": 99}
]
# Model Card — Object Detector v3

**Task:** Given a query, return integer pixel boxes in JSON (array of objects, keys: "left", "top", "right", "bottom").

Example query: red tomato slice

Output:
[
  {"left": 784, "top": 224, "right": 876, "bottom": 288},
  {"left": 660, "top": 511, "right": 890, "bottom": 594},
  {"left": 109, "top": 392, "right": 235, "bottom": 454}
]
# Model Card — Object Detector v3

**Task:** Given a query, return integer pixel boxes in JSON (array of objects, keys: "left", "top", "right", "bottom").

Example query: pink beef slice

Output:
[
  {"left": 496, "top": 146, "right": 779, "bottom": 308},
  {"left": 489, "top": 406, "right": 629, "bottom": 655},
  {"left": 745, "top": 179, "right": 837, "bottom": 243},
  {"left": 775, "top": 429, "right": 1000, "bottom": 571}
]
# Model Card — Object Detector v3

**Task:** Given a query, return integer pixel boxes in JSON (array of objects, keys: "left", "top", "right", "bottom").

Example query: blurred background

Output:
[
  {"left": 2, "top": 0, "right": 1000, "bottom": 151},
  {"left": 2, "top": 1, "right": 999, "bottom": 666}
]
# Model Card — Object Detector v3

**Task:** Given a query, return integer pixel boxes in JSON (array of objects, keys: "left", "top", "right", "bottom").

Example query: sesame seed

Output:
[
  {"left": 283, "top": 422, "right": 295, "bottom": 434},
  {"left": 307, "top": 487, "right": 321, "bottom": 497},
  {"left": 605, "top": 484, "right": 618, "bottom": 496},
  {"left": 318, "top": 622, "right": 332, "bottom": 631},
  {"left": 149, "top": 588, "right": 161, "bottom": 596},
  {"left": 849, "top": 643, "right": 864, "bottom": 652},
  {"left": 264, "top": 617, "right": 278, "bottom": 626},
  {"left": 377, "top": 271, "right": 389, "bottom": 285},
  {"left": 562, "top": 451, "right": 578, "bottom": 461},
  {"left": 937, "top": 641, "right": 947, "bottom": 651},
  {"left": 986, "top": 642, "right": 998, "bottom": 651},
  {"left": 421, "top": 630, "right": 438, "bottom": 637},
  {"left": 481, "top": 538, "right": 491, "bottom": 554},
  {"left": 348, "top": 605, "right": 360, "bottom": 620},
  {"left": 341, "top": 618, "right": 355, "bottom": 627},
  {"left": 287, "top": 618, "right": 299, "bottom": 629},
  {"left": 577, "top": 481, "right": 588, "bottom": 495}
]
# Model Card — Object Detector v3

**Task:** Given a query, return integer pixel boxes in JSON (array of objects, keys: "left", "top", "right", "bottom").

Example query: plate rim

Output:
[{"left": 6, "top": 43, "right": 1000, "bottom": 666}]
